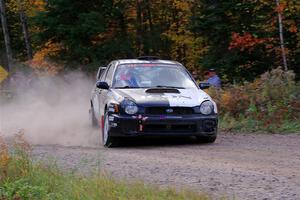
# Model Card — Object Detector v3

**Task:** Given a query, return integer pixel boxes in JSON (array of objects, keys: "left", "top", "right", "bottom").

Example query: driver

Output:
[{"left": 116, "top": 67, "right": 139, "bottom": 87}]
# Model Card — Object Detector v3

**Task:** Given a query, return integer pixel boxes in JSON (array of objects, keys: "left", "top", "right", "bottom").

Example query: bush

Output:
[{"left": 209, "top": 67, "right": 300, "bottom": 132}]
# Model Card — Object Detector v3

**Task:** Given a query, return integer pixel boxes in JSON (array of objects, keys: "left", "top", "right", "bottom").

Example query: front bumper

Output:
[{"left": 107, "top": 113, "right": 218, "bottom": 137}]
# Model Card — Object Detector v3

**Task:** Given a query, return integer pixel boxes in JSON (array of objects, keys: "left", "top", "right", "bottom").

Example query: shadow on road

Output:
[{"left": 114, "top": 136, "right": 216, "bottom": 149}]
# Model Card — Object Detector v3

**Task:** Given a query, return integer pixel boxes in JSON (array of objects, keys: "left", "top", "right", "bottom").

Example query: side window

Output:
[
  {"left": 100, "top": 68, "right": 107, "bottom": 81},
  {"left": 97, "top": 67, "right": 106, "bottom": 80},
  {"left": 105, "top": 63, "right": 115, "bottom": 84},
  {"left": 100, "top": 63, "right": 112, "bottom": 81}
]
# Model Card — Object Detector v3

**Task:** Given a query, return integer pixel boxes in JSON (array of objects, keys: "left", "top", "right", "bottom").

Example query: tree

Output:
[
  {"left": 32, "top": 0, "right": 137, "bottom": 67},
  {"left": 0, "top": 0, "right": 13, "bottom": 73},
  {"left": 4, "top": 0, "right": 39, "bottom": 61},
  {"left": 17, "top": 0, "right": 33, "bottom": 60},
  {"left": 191, "top": 0, "right": 283, "bottom": 82},
  {"left": 277, "top": 0, "right": 300, "bottom": 76}
]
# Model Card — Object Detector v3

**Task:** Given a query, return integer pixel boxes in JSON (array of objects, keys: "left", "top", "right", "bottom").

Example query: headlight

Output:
[
  {"left": 199, "top": 100, "right": 214, "bottom": 115},
  {"left": 122, "top": 99, "right": 138, "bottom": 115}
]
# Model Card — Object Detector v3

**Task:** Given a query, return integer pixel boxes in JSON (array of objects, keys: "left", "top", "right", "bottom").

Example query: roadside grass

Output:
[
  {"left": 219, "top": 115, "right": 300, "bottom": 134},
  {"left": 0, "top": 134, "right": 211, "bottom": 200}
]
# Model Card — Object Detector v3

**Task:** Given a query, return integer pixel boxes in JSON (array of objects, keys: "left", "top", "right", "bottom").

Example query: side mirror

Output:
[
  {"left": 199, "top": 82, "right": 210, "bottom": 90},
  {"left": 96, "top": 81, "right": 109, "bottom": 90}
]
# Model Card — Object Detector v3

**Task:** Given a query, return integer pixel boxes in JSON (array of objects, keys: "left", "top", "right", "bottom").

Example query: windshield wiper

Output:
[{"left": 154, "top": 85, "right": 185, "bottom": 89}]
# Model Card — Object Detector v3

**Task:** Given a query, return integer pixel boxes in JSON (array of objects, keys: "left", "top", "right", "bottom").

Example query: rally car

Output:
[{"left": 89, "top": 56, "right": 218, "bottom": 147}]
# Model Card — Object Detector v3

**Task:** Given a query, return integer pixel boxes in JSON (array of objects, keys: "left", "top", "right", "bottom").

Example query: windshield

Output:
[{"left": 112, "top": 63, "right": 197, "bottom": 89}]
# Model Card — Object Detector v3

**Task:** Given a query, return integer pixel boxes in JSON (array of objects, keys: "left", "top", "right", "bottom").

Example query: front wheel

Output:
[
  {"left": 196, "top": 135, "right": 217, "bottom": 143},
  {"left": 102, "top": 112, "right": 118, "bottom": 147}
]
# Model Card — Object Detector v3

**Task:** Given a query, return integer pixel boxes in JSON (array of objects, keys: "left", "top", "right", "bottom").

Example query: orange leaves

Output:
[
  {"left": 286, "top": 19, "right": 298, "bottom": 33},
  {"left": 28, "top": 41, "right": 63, "bottom": 74},
  {"left": 32, "top": 0, "right": 45, "bottom": 12},
  {"left": 275, "top": 2, "right": 287, "bottom": 14},
  {"left": 289, "top": 25, "right": 298, "bottom": 33},
  {"left": 229, "top": 32, "right": 270, "bottom": 51},
  {"left": 0, "top": 130, "right": 32, "bottom": 180},
  {"left": 275, "top": 2, "right": 298, "bottom": 33}
]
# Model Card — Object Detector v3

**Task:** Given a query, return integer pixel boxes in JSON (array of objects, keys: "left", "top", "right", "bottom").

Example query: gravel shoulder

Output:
[{"left": 32, "top": 133, "right": 300, "bottom": 200}]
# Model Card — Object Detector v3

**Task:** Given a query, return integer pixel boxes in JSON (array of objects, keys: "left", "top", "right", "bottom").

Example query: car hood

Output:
[{"left": 113, "top": 88, "right": 214, "bottom": 108}]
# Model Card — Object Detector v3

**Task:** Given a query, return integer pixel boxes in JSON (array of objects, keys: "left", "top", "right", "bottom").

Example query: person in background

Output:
[
  {"left": 206, "top": 68, "right": 221, "bottom": 88},
  {"left": 203, "top": 70, "right": 210, "bottom": 81},
  {"left": 192, "top": 70, "right": 200, "bottom": 84}
]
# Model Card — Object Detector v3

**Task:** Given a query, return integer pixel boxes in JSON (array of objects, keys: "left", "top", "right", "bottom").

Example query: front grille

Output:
[
  {"left": 144, "top": 124, "right": 196, "bottom": 133},
  {"left": 145, "top": 107, "right": 194, "bottom": 115}
]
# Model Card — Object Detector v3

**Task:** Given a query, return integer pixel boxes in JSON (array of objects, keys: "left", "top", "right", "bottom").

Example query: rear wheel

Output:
[
  {"left": 102, "top": 112, "right": 118, "bottom": 147},
  {"left": 196, "top": 135, "right": 217, "bottom": 143}
]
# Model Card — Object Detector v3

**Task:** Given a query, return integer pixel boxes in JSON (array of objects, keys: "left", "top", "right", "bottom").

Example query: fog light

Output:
[{"left": 203, "top": 120, "right": 216, "bottom": 132}]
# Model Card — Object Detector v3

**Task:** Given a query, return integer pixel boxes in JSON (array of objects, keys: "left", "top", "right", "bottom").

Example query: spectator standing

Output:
[{"left": 206, "top": 68, "right": 221, "bottom": 88}]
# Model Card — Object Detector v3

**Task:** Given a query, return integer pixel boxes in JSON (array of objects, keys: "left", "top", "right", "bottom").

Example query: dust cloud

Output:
[{"left": 0, "top": 72, "right": 100, "bottom": 147}]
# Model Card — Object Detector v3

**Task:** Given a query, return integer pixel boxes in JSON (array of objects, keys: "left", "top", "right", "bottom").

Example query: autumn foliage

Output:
[
  {"left": 228, "top": 32, "right": 271, "bottom": 51},
  {"left": 209, "top": 67, "right": 300, "bottom": 131},
  {"left": 0, "top": 130, "right": 32, "bottom": 183},
  {"left": 28, "top": 41, "right": 64, "bottom": 74}
]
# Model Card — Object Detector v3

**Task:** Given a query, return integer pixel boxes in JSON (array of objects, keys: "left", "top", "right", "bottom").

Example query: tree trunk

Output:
[
  {"left": 136, "top": 0, "right": 142, "bottom": 56},
  {"left": 0, "top": 0, "right": 13, "bottom": 73},
  {"left": 145, "top": 0, "right": 153, "bottom": 54},
  {"left": 18, "top": 0, "right": 33, "bottom": 60},
  {"left": 276, "top": 0, "right": 288, "bottom": 71},
  {"left": 146, "top": 0, "right": 153, "bottom": 33}
]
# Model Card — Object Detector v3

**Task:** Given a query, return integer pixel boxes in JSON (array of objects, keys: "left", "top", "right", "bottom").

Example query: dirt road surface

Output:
[{"left": 32, "top": 133, "right": 300, "bottom": 200}]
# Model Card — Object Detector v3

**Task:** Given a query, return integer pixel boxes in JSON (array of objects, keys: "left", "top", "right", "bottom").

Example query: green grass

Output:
[
  {"left": 219, "top": 114, "right": 300, "bottom": 133},
  {"left": 278, "top": 120, "right": 300, "bottom": 134},
  {"left": 0, "top": 144, "right": 211, "bottom": 200}
]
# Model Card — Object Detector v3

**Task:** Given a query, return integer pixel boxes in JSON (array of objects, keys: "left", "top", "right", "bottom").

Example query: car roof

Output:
[{"left": 115, "top": 59, "right": 181, "bottom": 66}]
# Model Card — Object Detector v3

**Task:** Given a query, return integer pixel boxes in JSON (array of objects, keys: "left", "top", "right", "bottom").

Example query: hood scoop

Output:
[{"left": 145, "top": 88, "right": 180, "bottom": 94}]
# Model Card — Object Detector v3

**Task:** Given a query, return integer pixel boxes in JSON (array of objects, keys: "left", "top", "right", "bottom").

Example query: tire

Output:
[
  {"left": 102, "top": 111, "right": 118, "bottom": 147},
  {"left": 89, "top": 106, "right": 98, "bottom": 128},
  {"left": 196, "top": 135, "right": 217, "bottom": 143}
]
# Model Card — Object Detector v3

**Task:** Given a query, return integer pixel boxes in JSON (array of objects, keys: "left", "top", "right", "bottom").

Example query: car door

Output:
[
  {"left": 96, "top": 62, "right": 116, "bottom": 118},
  {"left": 92, "top": 65, "right": 109, "bottom": 119}
]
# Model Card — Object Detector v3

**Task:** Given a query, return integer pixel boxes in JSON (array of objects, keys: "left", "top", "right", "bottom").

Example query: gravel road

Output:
[{"left": 32, "top": 133, "right": 300, "bottom": 200}]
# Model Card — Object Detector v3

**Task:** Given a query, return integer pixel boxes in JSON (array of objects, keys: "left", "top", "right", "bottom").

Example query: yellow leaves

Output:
[
  {"left": 172, "top": 0, "right": 191, "bottom": 16},
  {"left": 161, "top": 0, "right": 203, "bottom": 69},
  {"left": 29, "top": 41, "right": 64, "bottom": 74},
  {"left": 0, "top": 135, "right": 10, "bottom": 179},
  {"left": 220, "top": 90, "right": 231, "bottom": 109},
  {"left": 6, "top": 0, "right": 45, "bottom": 17},
  {"left": 32, "top": 0, "right": 46, "bottom": 12}
]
